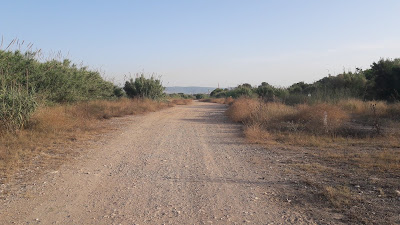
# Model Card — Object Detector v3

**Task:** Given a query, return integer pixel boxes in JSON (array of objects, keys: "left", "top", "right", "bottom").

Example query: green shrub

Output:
[
  {"left": 0, "top": 86, "right": 37, "bottom": 132},
  {"left": 0, "top": 50, "right": 116, "bottom": 103},
  {"left": 124, "top": 74, "right": 165, "bottom": 100},
  {"left": 194, "top": 93, "right": 208, "bottom": 99}
]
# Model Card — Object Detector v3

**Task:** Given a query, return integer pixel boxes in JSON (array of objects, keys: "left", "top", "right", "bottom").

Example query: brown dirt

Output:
[{"left": 0, "top": 101, "right": 321, "bottom": 224}]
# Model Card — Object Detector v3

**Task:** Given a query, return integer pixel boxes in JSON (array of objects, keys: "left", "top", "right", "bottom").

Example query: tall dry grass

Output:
[
  {"left": 337, "top": 98, "right": 400, "bottom": 120},
  {"left": 226, "top": 98, "right": 400, "bottom": 145},
  {"left": 225, "top": 97, "right": 258, "bottom": 122},
  {"left": 225, "top": 98, "right": 400, "bottom": 222},
  {"left": 228, "top": 99, "right": 349, "bottom": 135},
  {"left": 338, "top": 99, "right": 387, "bottom": 116},
  {"left": 292, "top": 103, "right": 349, "bottom": 134}
]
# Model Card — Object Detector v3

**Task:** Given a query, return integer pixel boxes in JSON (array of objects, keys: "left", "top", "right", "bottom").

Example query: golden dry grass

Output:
[
  {"left": 200, "top": 97, "right": 234, "bottom": 105},
  {"left": 224, "top": 97, "right": 235, "bottom": 105},
  {"left": 243, "top": 125, "right": 274, "bottom": 144},
  {"left": 338, "top": 98, "right": 400, "bottom": 119},
  {"left": 226, "top": 98, "right": 400, "bottom": 141},
  {"left": 249, "top": 102, "right": 296, "bottom": 126},
  {"left": 225, "top": 98, "right": 400, "bottom": 223},
  {"left": 200, "top": 98, "right": 225, "bottom": 104},
  {"left": 0, "top": 98, "right": 170, "bottom": 180},
  {"left": 293, "top": 103, "right": 349, "bottom": 133},
  {"left": 323, "top": 185, "right": 360, "bottom": 208},
  {"left": 169, "top": 99, "right": 193, "bottom": 105},
  {"left": 225, "top": 97, "right": 258, "bottom": 122},
  {"left": 227, "top": 97, "right": 400, "bottom": 170}
]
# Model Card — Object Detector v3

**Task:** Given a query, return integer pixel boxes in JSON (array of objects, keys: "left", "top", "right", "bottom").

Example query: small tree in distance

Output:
[{"left": 123, "top": 74, "right": 165, "bottom": 100}]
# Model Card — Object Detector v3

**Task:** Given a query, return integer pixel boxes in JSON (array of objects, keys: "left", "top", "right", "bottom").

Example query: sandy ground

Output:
[{"left": 0, "top": 102, "right": 316, "bottom": 224}]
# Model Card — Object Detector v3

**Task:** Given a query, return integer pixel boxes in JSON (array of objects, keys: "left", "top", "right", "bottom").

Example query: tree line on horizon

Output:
[{"left": 209, "top": 58, "right": 400, "bottom": 103}]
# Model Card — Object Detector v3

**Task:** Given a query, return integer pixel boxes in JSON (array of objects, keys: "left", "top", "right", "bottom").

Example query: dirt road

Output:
[{"left": 0, "top": 102, "right": 315, "bottom": 224}]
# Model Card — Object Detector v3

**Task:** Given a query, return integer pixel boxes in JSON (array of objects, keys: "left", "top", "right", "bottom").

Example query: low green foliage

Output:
[
  {"left": 168, "top": 93, "right": 194, "bottom": 99},
  {"left": 194, "top": 93, "right": 208, "bottom": 99}
]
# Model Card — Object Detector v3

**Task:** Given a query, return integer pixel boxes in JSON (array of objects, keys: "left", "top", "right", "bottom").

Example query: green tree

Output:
[
  {"left": 210, "top": 88, "right": 226, "bottom": 97},
  {"left": 367, "top": 58, "right": 400, "bottom": 101},
  {"left": 256, "top": 82, "right": 274, "bottom": 99}
]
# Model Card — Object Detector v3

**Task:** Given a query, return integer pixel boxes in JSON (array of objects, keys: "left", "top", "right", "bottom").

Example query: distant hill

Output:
[{"left": 165, "top": 86, "right": 216, "bottom": 94}]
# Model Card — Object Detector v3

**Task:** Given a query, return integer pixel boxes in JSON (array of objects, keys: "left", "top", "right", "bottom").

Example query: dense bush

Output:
[
  {"left": 123, "top": 74, "right": 165, "bottom": 100},
  {"left": 210, "top": 88, "right": 227, "bottom": 98},
  {"left": 0, "top": 86, "right": 37, "bottom": 132},
  {"left": 194, "top": 93, "right": 208, "bottom": 99},
  {"left": 365, "top": 59, "right": 400, "bottom": 101},
  {"left": 0, "top": 49, "right": 122, "bottom": 132},
  {"left": 0, "top": 50, "right": 116, "bottom": 103}
]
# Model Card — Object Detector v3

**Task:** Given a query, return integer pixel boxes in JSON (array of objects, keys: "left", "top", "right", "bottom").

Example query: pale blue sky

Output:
[{"left": 1, "top": 0, "right": 399, "bottom": 87}]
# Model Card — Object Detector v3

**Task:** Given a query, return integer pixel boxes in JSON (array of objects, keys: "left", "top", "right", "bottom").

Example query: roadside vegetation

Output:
[
  {"left": 206, "top": 58, "right": 400, "bottom": 224},
  {"left": 0, "top": 42, "right": 191, "bottom": 183},
  {"left": 167, "top": 93, "right": 194, "bottom": 105}
]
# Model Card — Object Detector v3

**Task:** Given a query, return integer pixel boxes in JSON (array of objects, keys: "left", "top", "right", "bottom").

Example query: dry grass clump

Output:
[
  {"left": 0, "top": 98, "right": 169, "bottom": 180},
  {"left": 243, "top": 125, "right": 273, "bottom": 144},
  {"left": 337, "top": 98, "right": 400, "bottom": 120},
  {"left": 355, "top": 149, "right": 400, "bottom": 172},
  {"left": 323, "top": 185, "right": 360, "bottom": 208},
  {"left": 200, "top": 98, "right": 225, "bottom": 104},
  {"left": 200, "top": 97, "right": 234, "bottom": 105},
  {"left": 386, "top": 103, "right": 400, "bottom": 120},
  {"left": 224, "top": 97, "right": 234, "bottom": 105},
  {"left": 226, "top": 98, "right": 400, "bottom": 147},
  {"left": 170, "top": 99, "right": 193, "bottom": 105},
  {"left": 29, "top": 98, "right": 167, "bottom": 132},
  {"left": 292, "top": 103, "right": 349, "bottom": 134},
  {"left": 227, "top": 98, "right": 349, "bottom": 135},
  {"left": 76, "top": 98, "right": 168, "bottom": 119},
  {"left": 212, "top": 98, "right": 227, "bottom": 104},
  {"left": 225, "top": 97, "right": 258, "bottom": 122},
  {"left": 29, "top": 106, "right": 81, "bottom": 133},
  {"left": 249, "top": 102, "right": 296, "bottom": 127},
  {"left": 338, "top": 99, "right": 370, "bottom": 115}
]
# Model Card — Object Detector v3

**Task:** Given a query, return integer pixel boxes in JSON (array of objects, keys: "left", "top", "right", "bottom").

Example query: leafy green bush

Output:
[
  {"left": 0, "top": 48, "right": 120, "bottom": 133},
  {"left": 113, "top": 86, "right": 125, "bottom": 98},
  {"left": 210, "top": 88, "right": 226, "bottom": 98},
  {"left": 365, "top": 58, "right": 400, "bottom": 101},
  {"left": 194, "top": 93, "right": 208, "bottom": 99},
  {"left": 168, "top": 93, "right": 194, "bottom": 99},
  {"left": 123, "top": 74, "right": 165, "bottom": 100},
  {"left": 0, "top": 50, "right": 116, "bottom": 103}
]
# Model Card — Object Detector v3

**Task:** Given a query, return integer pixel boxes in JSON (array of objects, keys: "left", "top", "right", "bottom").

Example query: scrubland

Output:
[
  {"left": 0, "top": 45, "right": 193, "bottom": 182},
  {"left": 216, "top": 97, "right": 400, "bottom": 224}
]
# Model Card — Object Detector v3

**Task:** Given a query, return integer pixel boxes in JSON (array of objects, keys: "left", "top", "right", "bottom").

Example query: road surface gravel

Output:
[{"left": 0, "top": 102, "right": 315, "bottom": 224}]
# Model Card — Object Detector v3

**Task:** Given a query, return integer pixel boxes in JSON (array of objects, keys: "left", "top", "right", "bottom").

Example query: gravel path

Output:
[{"left": 0, "top": 102, "right": 315, "bottom": 224}]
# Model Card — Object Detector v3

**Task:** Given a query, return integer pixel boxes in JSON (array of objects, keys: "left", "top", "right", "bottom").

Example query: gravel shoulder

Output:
[{"left": 0, "top": 102, "right": 316, "bottom": 224}]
